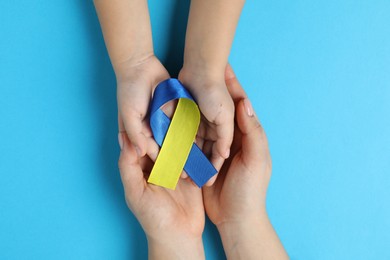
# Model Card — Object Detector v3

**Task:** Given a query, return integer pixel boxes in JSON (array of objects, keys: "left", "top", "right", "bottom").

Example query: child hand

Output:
[
  {"left": 202, "top": 65, "right": 288, "bottom": 259},
  {"left": 178, "top": 67, "right": 234, "bottom": 185},
  {"left": 118, "top": 132, "right": 205, "bottom": 259},
  {"left": 116, "top": 55, "right": 169, "bottom": 157}
]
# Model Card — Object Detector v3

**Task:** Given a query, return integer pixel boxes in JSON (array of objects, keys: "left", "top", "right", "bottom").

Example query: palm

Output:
[
  {"left": 202, "top": 120, "right": 270, "bottom": 225},
  {"left": 202, "top": 126, "right": 242, "bottom": 224},
  {"left": 124, "top": 153, "right": 205, "bottom": 240}
]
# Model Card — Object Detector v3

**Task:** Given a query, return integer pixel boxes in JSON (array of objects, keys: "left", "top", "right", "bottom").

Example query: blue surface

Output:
[{"left": 1, "top": 0, "right": 389, "bottom": 259}]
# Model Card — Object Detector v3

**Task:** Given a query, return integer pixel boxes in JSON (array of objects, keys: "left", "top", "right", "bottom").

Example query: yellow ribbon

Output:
[{"left": 147, "top": 98, "right": 200, "bottom": 189}]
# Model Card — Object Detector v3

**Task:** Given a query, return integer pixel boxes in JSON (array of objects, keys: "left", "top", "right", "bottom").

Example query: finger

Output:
[
  {"left": 118, "top": 132, "right": 146, "bottom": 201},
  {"left": 236, "top": 98, "right": 268, "bottom": 158},
  {"left": 211, "top": 100, "right": 235, "bottom": 168},
  {"left": 225, "top": 64, "right": 247, "bottom": 102},
  {"left": 215, "top": 121, "right": 234, "bottom": 160},
  {"left": 146, "top": 137, "right": 159, "bottom": 162},
  {"left": 142, "top": 119, "right": 153, "bottom": 138},
  {"left": 202, "top": 140, "right": 213, "bottom": 158},
  {"left": 206, "top": 140, "right": 229, "bottom": 186},
  {"left": 236, "top": 98, "right": 261, "bottom": 135},
  {"left": 204, "top": 172, "right": 219, "bottom": 186},
  {"left": 213, "top": 89, "right": 235, "bottom": 161},
  {"left": 206, "top": 148, "right": 225, "bottom": 186},
  {"left": 203, "top": 141, "right": 225, "bottom": 187},
  {"left": 161, "top": 99, "right": 178, "bottom": 119},
  {"left": 180, "top": 171, "right": 189, "bottom": 179},
  {"left": 122, "top": 112, "right": 148, "bottom": 157},
  {"left": 202, "top": 178, "right": 220, "bottom": 203},
  {"left": 195, "top": 135, "right": 205, "bottom": 149},
  {"left": 195, "top": 122, "right": 207, "bottom": 149}
]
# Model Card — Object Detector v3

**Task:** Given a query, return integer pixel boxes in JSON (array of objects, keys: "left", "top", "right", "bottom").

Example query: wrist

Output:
[
  {"left": 113, "top": 51, "right": 155, "bottom": 81},
  {"left": 147, "top": 235, "right": 205, "bottom": 260},
  {"left": 216, "top": 214, "right": 269, "bottom": 260},
  {"left": 182, "top": 51, "right": 226, "bottom": 80},
  {"left": 179, "top": 64, "right": 225, "bottom": 91}
]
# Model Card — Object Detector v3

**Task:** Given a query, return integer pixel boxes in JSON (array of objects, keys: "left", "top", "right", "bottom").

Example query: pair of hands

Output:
[
  {"left": 117, "top": 55, "right": 234, "bottom": 183},
  {"left": 118, "top": 64, "right": 286, "bottom": 259},
  {"left": 93, "top": 1, "right": 287, "bottom": 257}
]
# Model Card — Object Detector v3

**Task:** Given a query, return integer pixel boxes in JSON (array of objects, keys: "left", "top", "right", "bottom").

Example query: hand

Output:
[
  {"left": 118, "top": 132, "right": 205, "bottom": 259},
  {"left": 178, "top": 66, "right": 234, "bottom": 185},
  {"left": 203, "top": 65, "right": 288, "bottom": 259},
  {"left": 202, "top": 64, "right": 269, "bottom": 226},
  {"left": 116, "top": 55, "right": 169, "bottom": 157},
  {"left": 177, "top": 0, "right": 245, "bottom": 185}
]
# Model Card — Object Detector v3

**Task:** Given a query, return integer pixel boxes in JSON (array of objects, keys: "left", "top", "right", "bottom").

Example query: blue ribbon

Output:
[{"left": 150, "top": 79, "right": 217, "bottom": 187}]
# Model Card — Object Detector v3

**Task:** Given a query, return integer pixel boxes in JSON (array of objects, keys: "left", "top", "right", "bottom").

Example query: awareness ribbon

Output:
[{"left": 147, "top": 79, "right": 217, "bottom": 190}]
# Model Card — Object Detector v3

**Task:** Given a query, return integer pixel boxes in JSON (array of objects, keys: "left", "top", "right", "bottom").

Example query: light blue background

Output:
[{"left": 1, "top": 0, "right": 389, "bottom": 259}]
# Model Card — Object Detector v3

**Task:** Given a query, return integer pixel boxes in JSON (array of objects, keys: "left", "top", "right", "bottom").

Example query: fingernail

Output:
[
  {"left": 118, "top": 133, "right": 123, "bottom": 150},
  {"left": 244, "top": 98, "right": 254, "bottom": 117},
  {"left": 135, "top": 145, "right": 142, "bottom": 157}
]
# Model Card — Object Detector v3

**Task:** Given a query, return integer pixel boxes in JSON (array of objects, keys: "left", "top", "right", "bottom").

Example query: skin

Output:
[
  {"left": 118, "top": 65, "right": 288, "bottom": 259},
  {"left": 179, "top": 0, "right": 246, "bottom": 183},
  {"left": 94, "top": 0, "right": 168, "bottom": 159},
  {"left": 94, "top": 1, "right": 287, "bottom": 257},
  {"left": 118, "top": 132, "right": 205, "bottom": 259},
  {"left": 203, "top": 65, "right": 289, "bottom": 259},
  {"left": 94, "top": 0, "right": 245, "bottom": 185}
]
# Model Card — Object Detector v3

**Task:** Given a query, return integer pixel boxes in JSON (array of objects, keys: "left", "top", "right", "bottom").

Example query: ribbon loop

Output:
[{"left": 147, "top": 79, "right": 217, "bottom": 190}]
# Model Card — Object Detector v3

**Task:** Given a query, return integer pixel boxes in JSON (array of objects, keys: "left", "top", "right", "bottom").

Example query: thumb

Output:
[
  {"left": 236, "top": 98, "right": 267, "bottom": 158},
  {"left": 118, "top": 132, "right": 145, "bottom": 201},
  {"left": 121, "top": 112, "right": 148, "bottom": 158}
]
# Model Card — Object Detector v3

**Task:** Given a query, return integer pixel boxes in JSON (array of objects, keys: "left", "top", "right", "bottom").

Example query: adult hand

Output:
[
  {"left": 203, "top": 65, "right": 288, "bottom": 259},
  {"left": 118, "top": 131, "right": 205, "bottom": 259}
]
